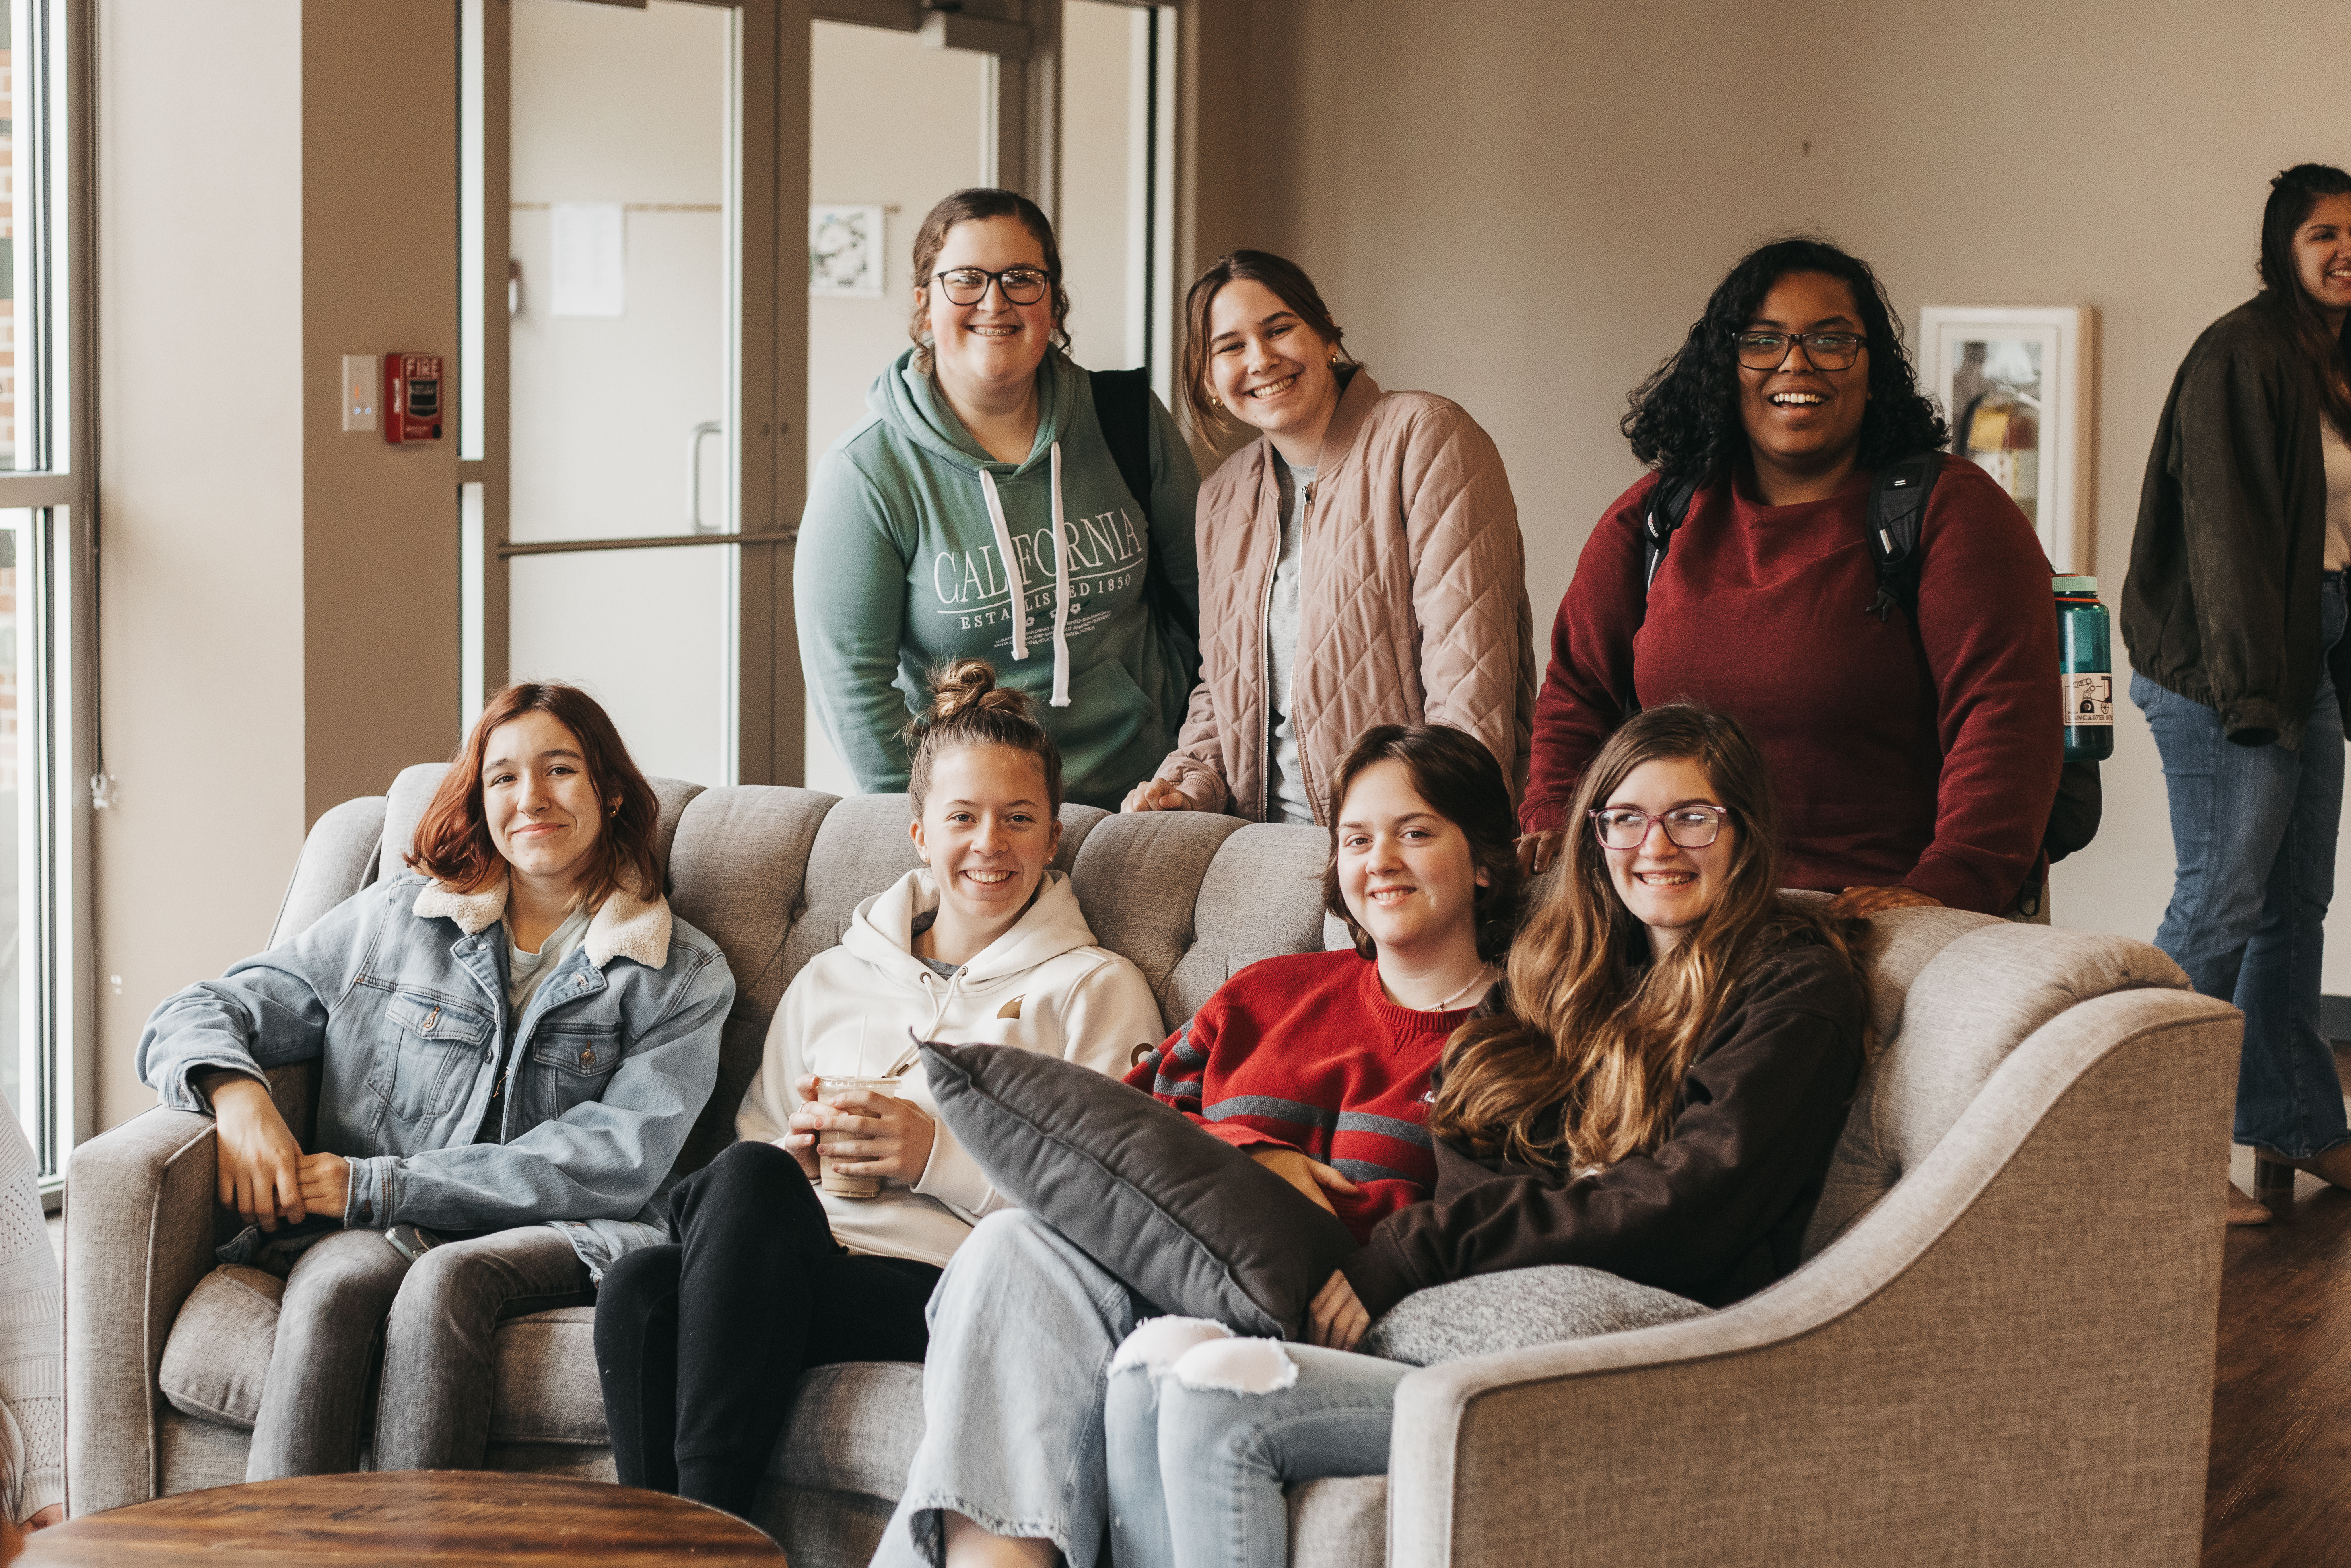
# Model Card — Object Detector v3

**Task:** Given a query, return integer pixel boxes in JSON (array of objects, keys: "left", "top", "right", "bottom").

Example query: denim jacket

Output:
[{"left": 137, "top": 870, "right": 733, "bottom": 1280}]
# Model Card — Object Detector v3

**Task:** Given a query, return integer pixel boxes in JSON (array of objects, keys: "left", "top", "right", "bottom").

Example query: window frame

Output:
[{"left": 0, "top": 0, "right": 99, "bottom": 1194}]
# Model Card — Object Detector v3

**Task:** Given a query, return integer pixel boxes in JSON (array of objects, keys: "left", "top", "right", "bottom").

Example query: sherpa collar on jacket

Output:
[{"left": 413, "top": 875, "right": 672, "bottom": 970}]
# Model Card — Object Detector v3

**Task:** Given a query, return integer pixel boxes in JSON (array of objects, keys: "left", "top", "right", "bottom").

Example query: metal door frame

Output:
[{"left": 463, "top": 0, "right": 808, "bottom": 785}]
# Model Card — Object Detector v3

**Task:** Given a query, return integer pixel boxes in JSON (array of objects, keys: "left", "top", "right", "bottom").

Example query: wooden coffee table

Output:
[{"left": 20, "top": 1471, "right": 784, "bottom": 1565}]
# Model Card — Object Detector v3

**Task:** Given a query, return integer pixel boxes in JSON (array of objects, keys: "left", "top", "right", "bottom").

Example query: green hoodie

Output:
[{"left": 797, "top": 348, "right": 1201, "bottom": 808}]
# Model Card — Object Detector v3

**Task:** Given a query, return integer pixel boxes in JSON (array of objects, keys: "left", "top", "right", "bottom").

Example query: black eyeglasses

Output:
[
  {"left": 1732, "top": 330, "right": 1867, "bottom": 371},
  {"left": 1588, "top": 806, "right": 1728, "bottom": 850},
  {"left": 933, "top": 266, "right": 1054, "bottom": 306}
]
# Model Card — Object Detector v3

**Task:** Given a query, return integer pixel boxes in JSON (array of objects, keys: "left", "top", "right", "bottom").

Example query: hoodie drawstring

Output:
[
  {"left": 1049, "top": 442, "right": 1071, "bottom": 707},
  {"left": 977, "top": 468, "right": 1027, "bottom": 663},
  {"left": 974, "top": 446, "right": 1072, "bottom": 708}
]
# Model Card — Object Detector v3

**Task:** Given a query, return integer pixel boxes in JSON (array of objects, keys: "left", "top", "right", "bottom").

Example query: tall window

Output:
[{"left": 0, "top": 0, "right": 90, "bottom": 1185}]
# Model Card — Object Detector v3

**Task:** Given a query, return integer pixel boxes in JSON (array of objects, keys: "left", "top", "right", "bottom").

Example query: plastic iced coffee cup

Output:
[{"left": 814, "top": 1075, "right": 898, "bottom": 1199}]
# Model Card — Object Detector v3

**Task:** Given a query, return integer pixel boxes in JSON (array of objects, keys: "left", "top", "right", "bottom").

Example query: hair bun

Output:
[{"left": 925, "top": 658, "right": 1032, "bottom": 725}]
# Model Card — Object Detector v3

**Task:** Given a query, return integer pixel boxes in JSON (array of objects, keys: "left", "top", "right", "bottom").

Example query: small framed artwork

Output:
[
  {"left": 1918, "top": 305, "right": 2098, "bottom": 574},
  {"left": 809, "top": 204, "right": 886, "bottom": 298}
]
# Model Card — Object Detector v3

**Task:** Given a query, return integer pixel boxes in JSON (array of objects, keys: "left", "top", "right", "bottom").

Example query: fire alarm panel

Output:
[{"left": 383, "top": 353, "right": 443, "bottom": 444}]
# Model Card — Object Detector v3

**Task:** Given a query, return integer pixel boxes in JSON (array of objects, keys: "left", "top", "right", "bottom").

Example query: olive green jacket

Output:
[{"left": 2123, "top": 296, "right": 2351, "bottom": 749}]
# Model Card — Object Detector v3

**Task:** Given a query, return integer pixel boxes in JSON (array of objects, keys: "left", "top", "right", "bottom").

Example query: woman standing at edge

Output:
[
  {"left": 1521, "top": 237, "right": 2059, "bottom": 920},
  {"left": 797, "top": 188, "right": 1201, "bottom": 810},
  {"left": 2125, "top": 164, "right": 2351, "bottom": 1226},
  {"left": 1123, "top": 251, "right": 1535, "bottom": 823}
]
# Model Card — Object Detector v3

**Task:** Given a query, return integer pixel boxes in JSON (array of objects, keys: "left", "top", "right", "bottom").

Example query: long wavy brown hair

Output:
[
  {"left": 1428, "top": 705, "right": 1868, "bottom": 1173},
  {"left": 406, "top": 683, "right": 663, "bottom": 905}
]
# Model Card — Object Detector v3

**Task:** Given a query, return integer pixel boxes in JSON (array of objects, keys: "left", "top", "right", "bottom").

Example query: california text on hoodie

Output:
[
  {"left": 735, "top": 867, "right": 1165, "bottom": 1267},
  {"left": 796, "top": 348, "right": 1203, "bottom": 809}
]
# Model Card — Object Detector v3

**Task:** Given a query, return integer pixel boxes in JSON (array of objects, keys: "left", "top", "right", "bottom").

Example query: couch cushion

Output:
[
  {"left": 774, "top": 1361, "right": 927, "bottom": 1497},
  {"left": 1356, "top": 1265, "right": 1710, "bottom": 1367},
  {"left": 664, "top": 786, "right": 840, "bottom": 1175},
  {"left": 1290, "top": 1476, "right": 1386, "bottom": 1568},
  {"left": 1162, "top": 823, "right": 1333, "bottom": 1025},
  {"left": 488, "top": 1307, "right": 607, "bottom": 1445},
  {"left": 158, "top": 1266, "right": 282, "bottom": 1430},
  {"left": 269, "top": 795, "right": 389, "bottom": 947},
  {"left": 1066, "top": 812, "right": 1246, "bottom": 1017},
  {"left": 1802, "top": 920, "right": 2188, "bottom": 1256}
]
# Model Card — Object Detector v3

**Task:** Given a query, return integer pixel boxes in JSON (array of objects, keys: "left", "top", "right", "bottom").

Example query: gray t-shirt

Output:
[
  {"left": 507, "top": 901, "right": 594, "bottom": 1016},
  {"left": 908, "top": 907, "right": 962, "bottom": 979},
  {"left": 1267, "top": 454, "right": 1317, "bottom": 825}
]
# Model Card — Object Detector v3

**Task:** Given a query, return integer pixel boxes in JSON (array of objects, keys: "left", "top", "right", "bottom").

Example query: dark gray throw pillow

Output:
[{"left": 919, "top": 1041, "right": 1359, "bottom": 1340}]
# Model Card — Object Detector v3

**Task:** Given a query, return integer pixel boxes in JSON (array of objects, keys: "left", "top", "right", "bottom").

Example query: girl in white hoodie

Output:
[{"left": 593, "top": 660, "right": 1163, "bottom": 1522}]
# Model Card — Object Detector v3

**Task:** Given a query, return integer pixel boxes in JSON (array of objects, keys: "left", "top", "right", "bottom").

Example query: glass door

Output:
[{"left": 466, "top": 0, "right": 786, "bottom": 789}]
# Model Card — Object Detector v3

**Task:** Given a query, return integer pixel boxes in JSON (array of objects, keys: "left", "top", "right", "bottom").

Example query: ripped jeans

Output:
[
  {"left": 1105, "top": 1317, "right": 1407, "bottom": 1568},
  {"left": 870, "top": 1209, "right": 1401, "bottom": 1568}
]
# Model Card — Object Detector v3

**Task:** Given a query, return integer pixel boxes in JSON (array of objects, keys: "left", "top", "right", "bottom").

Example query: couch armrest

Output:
[
  {"left": 64, "top": 1107, "right": 222, "bottom": 1516},
  {"left": 1386, "top": 989, "right": 2238, "bottom": 1568}
]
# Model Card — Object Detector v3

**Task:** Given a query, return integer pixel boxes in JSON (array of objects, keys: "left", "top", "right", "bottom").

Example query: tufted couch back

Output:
[
  {"left": 267, "top": 768, "right": 2195, "bottom": 1254},
  {"left": 268, "top": 772, "right": 1338, "bottom": 1181}
]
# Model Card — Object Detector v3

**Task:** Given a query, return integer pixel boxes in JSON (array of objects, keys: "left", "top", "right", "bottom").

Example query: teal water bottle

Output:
[{"left": 2054, "top": 575, "right": 2114, "bottom": 761}]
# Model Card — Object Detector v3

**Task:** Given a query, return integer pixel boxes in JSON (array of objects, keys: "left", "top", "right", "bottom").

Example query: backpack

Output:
[
  {"left": 1637, "top": 453, "right": 2100, "bottom": 865},
  {"left": 1089, "top": 368, "right": 1201, "bottom": 689}
]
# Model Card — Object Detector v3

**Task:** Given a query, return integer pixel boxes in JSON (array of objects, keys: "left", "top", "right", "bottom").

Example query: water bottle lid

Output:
[{"left": 2052, "top": 574, "right": 2098, "bottom": 594}]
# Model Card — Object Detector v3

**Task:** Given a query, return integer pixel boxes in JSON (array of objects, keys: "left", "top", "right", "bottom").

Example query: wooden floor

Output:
[{"left": 2205, "top": 1138, "right": 2351, "bottom": 1567}]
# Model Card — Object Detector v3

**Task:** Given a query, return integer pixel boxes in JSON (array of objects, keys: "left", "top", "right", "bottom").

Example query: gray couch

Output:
[{"left": 67, "top": 767, "right": 2240, "bottom": 1566}]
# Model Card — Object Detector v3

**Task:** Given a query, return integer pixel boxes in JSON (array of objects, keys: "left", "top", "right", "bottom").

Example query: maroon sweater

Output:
[
  {"left": 1523, "top": 461, "right": 2060, "bottom": 914},
  {"left": 1125, "top": 949, "right": 1468, "bottom": 1244}
]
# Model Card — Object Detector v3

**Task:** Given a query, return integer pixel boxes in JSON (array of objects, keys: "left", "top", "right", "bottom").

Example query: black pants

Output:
[{"left": 593, "top": 1140, "right": 942, "bottom": 1520}]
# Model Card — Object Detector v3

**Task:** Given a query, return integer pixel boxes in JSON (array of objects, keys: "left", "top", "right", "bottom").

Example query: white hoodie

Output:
[{"left": 736, "top": 867, "right": 1164, "bottom": 1266}]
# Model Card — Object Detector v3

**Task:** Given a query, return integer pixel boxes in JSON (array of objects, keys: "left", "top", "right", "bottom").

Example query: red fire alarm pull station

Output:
[{"left": 383, "top": 354, "right": 444, "bottom": 444}]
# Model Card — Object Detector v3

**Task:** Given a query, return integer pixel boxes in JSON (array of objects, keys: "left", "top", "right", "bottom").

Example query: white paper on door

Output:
[{"left": 550, "top": 202, "right": 626, "bottom": 317}]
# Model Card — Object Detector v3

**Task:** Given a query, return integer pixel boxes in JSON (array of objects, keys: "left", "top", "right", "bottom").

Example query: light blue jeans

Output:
[
  {"left": 1104, "top": 1322, "right": 1405, "bottom": 1568},
  {"left": 872, "top": 1210, "right": 1149, "bottom": 1568},
  {"left": 872, "top": 1209, "right": 1405, "bottom": 1568},
  {"left": 2133, "top": 571, "right": 2351, "bottom": 1157}
]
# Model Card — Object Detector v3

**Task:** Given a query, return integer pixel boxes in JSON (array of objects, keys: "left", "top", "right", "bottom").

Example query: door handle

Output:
[{"left": 688, "top": 420, "right": 723, "bottom": 533}]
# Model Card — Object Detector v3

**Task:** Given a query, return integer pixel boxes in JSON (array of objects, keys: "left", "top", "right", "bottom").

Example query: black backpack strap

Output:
[
  {"left": 1863, "top": 452, "right": 1941, "bottom": 622},
  {"left": 1640, "top": 474, "right": 1700, "bottom": 596},
  {"left": 1088, "top": 368, "right": 1154, "bottom": 521},
  {"left": 1089, "top": 368, "right": 1199, "bottom": 681}
]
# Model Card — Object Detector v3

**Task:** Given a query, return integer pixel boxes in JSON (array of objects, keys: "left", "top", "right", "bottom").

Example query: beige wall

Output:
[
  {"left": 302, "top": 2, "right": 463, "bottom": 824},
  {"left": 95, "top": 0, "right": 306, "bottom": 1131},
  {"left": 94, "top": 1, "right": 464, "bottom": 1131},
  {"left": 1187, "top": 0, "right": 2351, "bottom": 973}
]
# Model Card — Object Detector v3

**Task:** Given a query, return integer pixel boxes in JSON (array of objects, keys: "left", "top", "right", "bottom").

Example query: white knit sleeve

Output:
[{"left": 0, "top": 1102, "right": 59, "bottom": 1521}]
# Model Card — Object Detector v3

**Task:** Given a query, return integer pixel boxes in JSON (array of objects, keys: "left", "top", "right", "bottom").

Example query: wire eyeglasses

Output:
[
  {"left": 1732, "top": 330, "right": 1866, "bottom": 371},
  {"left": 933, "top": 266, "right": 1054, "bottom": 306},
  {"left": 1589, "top": 806, "right": 1728, "bottom": 850}
]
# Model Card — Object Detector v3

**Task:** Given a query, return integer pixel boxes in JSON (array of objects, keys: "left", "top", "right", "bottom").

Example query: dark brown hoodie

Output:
[{"left": 1342, "top": 930, "right": 1866, "bottom": 1318}]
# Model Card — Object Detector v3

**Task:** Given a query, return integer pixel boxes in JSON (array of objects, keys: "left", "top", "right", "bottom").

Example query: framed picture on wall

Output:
[{"left": 1918, "top": 305, "right": 2098, "bottom": 574}]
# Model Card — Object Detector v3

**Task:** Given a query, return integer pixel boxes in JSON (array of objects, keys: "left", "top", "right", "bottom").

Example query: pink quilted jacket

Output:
[{"left": 1152, "top": 370, "right": 1535, "bottom": 822}]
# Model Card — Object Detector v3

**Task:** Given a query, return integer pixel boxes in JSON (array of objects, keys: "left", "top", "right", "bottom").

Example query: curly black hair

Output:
[{"left": 1621, "top": 237, "right": 1949, "bottom": 490}]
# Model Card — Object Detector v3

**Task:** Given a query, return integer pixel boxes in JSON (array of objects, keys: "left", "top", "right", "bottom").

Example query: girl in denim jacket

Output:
[{"left": 136, "top": 683, "right": 733, "bottom": 1480}]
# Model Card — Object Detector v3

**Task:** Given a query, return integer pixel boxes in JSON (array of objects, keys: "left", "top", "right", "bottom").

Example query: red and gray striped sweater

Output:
[{"left": 1124, "top": 949, "right": 1473, "bottom": 1244}]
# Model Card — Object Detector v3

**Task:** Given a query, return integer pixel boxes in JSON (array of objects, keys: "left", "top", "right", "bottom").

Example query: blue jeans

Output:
[
  {"left": 2133, "top": 573, "right": 2351, "bottom": 1157},
  {"left": 872, "top": 1210, "right": 1150, "bottom": 1568},
  {"left": 1104, "top": 1323, "right": 1406, "bottom": 1568}
]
